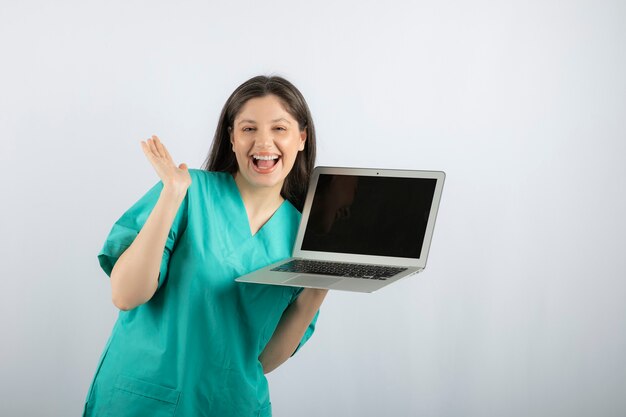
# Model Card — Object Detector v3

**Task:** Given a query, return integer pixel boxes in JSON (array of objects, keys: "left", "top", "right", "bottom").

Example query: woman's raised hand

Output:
[{"left": 140, "top": 135, "right": 192, "bottom": 194}]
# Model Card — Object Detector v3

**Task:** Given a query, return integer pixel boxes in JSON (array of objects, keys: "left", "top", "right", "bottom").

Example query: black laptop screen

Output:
[{"left": 300, "top": 174, "right": 437, "bottom": 258}]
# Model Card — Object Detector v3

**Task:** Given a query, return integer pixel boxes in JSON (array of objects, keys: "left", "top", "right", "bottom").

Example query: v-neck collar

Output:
[{"left": 225, "top": 172, "right": 288, "bottom": 238}]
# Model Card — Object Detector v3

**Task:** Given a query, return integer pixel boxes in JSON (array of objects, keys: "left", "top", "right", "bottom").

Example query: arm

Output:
[
  {"left": 259, "top": 288, "right": 328, "bottom": 374},
  {"left": 110, "top": 136, "right": 190, "bottom": 310},
  {"left": 110, "top": 186, "right": 187, "bottom": 311}
]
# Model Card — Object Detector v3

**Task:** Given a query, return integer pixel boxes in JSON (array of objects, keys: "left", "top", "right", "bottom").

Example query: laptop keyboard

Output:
[{"left": 271, "top": 259, "right": 407, "bottom": 280}]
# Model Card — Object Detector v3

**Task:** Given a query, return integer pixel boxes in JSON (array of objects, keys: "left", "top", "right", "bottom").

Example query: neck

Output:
[{"left": 233, "top": 172, "right": 285, "bottom": 214}]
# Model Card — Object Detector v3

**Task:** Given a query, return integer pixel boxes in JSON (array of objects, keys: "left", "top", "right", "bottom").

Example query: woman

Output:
[{"left": 82, "top": 75, "right": 328, "bottom": 417}]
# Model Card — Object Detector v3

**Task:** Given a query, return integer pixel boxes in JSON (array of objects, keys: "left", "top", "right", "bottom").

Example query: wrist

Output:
[{"left": 161, "top": 184, "right": 188, "bottom": 200}]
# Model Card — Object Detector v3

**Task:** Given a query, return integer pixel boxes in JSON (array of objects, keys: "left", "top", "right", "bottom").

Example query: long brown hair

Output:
[{"left": 201, "top": 75, "right": 317, "bottom": 212}]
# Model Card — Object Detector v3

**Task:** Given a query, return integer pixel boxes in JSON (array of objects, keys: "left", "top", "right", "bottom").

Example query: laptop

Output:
[{"left": 235, "top": 166, "right": 445, "bottom": 293}]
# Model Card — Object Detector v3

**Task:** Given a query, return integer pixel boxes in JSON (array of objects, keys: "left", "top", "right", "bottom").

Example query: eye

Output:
[
  {"left": 275, "top": 126, "right": 286, "bottom": 131},
  {"left": 242, "top": 127, "right": 255, "bottom": 132}
]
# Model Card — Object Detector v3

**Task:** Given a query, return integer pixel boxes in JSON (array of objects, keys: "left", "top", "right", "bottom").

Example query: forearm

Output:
[
  {"left": 259, "top": 288, "right": 328, "bottom": 374},
  {"left": 110, "top": 186, "right": 186, "bottom": 310}
]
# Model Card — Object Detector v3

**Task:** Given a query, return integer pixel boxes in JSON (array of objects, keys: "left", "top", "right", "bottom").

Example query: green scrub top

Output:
[{"left": 82, "top": 169, "right": 319, "bottom": 417}]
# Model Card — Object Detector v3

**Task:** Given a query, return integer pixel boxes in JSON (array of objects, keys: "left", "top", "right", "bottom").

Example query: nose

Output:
[{"left": 254, "top": 129, "right": 274, "bottom": 149}]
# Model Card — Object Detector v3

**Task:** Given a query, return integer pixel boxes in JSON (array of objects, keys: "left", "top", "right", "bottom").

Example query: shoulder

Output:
[
  {"left": 278, "top": 199, "right": 302, "bottom": 241},
  {"left": 187, "top": 168, "right": 224, "bottom": 181},
  {"left": 187, "top": 169, "right": 231, "bottom": 190},
  {"left": 283, "top": 199, "right": 302, "bottom": 223}
]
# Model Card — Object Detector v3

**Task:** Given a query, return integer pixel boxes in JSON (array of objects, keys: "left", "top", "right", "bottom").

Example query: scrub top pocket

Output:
[{"left": 105, "top": 374, "right": 181, "bottom": 417}]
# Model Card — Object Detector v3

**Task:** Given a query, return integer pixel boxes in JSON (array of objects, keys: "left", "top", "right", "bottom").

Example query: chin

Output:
[
  {"left": 252, "top": 175, "right": 285, "bottom": 189},
  {"left": 239, "top": 169, "right": 280, "bottom": 188}
]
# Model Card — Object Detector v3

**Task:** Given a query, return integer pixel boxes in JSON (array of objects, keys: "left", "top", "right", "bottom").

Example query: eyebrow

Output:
[{"left": 237, "top": 118, "right": 291, "bottom": 125}]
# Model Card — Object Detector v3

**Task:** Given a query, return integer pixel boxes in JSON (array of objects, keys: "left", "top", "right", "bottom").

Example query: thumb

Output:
[{"left": 179, "top": 163, "right": 188, "bottom": 170}]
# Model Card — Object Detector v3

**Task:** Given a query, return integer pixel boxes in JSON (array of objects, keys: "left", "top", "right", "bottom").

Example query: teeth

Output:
[{"left": 252, "top": 155, "right": 279, "bottom": 160}]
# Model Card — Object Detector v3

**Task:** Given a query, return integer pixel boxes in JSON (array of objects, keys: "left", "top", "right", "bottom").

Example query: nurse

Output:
[{"left": 82, "top": 75, "right": 327, "bottom": 417}]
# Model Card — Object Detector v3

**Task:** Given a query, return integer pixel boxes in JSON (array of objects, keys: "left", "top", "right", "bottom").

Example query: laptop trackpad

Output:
[{"left": 283, "top": 274, "right": 342, "bottom": 288}]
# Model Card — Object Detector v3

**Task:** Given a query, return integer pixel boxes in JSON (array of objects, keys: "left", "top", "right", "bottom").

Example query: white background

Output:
[{"left": 1, "top": 1, "right": 625, "bottom": 416}]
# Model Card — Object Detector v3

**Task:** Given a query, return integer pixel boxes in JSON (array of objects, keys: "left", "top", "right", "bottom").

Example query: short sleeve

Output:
[
  {"left": 97, "top": 179, "right": 189, "bottom": 291},
  {"left": 289, "top": 287, "right": 321, "bottom": 357}
]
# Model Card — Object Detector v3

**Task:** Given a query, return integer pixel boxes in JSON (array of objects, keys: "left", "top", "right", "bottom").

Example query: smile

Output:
[{"left": 249, "top": 154, "right": 281, "bottom": 173}]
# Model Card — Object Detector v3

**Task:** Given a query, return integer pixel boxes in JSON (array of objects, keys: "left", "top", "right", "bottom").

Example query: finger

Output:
[
  {"left": 160, "top": 140, "right": 174, "bottom": 162},
  {"left": 153, "top": 136, "right": 168, "bottom": 160},
  {"left": 148, "top": 137, "right": 162, "bottom": 158},
  {"left": 140, "top": 140, "right": 151, "bottom": 156},
  {"left": 155, "top": 137, "right": 176, "bottom": 166},
  {"left": 153, "top": 136, "right": 171, "bottom": 161}
]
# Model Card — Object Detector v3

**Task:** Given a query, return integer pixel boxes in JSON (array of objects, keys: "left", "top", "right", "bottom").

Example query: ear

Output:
[
  {"left": 228, "top": 126, "right": 234, "bottom": 150},
  {"left": 298, "top": 127, "right": 307, "bottom": 151}
]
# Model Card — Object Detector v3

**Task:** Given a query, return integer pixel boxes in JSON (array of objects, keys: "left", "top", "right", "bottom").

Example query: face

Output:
[{"left": 229, "top": 94, "right": 307, "bottom": 194}]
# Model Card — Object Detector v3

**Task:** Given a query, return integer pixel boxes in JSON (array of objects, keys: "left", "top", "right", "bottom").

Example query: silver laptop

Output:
[{"left": 235, "top": 166, "right": 445, "bottom": 293}]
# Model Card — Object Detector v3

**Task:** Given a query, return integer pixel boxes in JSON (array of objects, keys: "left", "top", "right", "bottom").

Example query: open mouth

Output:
[{"left": 250, "top": 154, "right": 281, "bottom": 171}]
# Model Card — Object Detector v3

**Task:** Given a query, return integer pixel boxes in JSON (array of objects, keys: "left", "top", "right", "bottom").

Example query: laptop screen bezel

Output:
[{"left": 292, "top": 166, "right": 445, "bottom": 268}]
